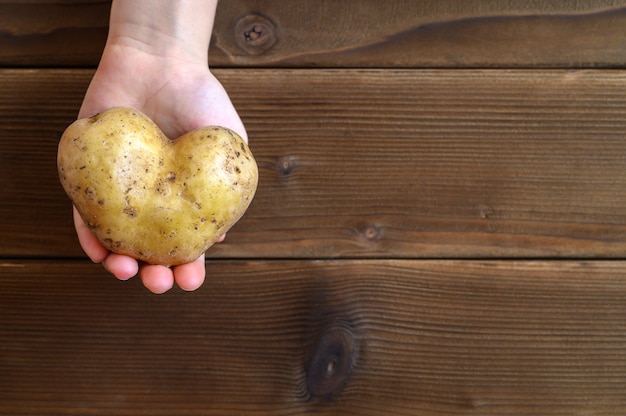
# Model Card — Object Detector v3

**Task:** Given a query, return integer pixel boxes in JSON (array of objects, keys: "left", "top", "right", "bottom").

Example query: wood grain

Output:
[
  {"left": 2, "top": 68, "right": 626, "bottom": 259},
  {"left": 1, "top": 259, "right": 625, "bottom": 415},
  {"left": 2, "top": 0, "right": 626, "bottom": 68},
  {"left": 212, "top": 0, "right": 626, "bottom": 68},
  {"left": 0, "top": 0, "right": 109, "bottom": 67},
  {"left": 3, "top": 2, "right": 626, "bottom": 415}
]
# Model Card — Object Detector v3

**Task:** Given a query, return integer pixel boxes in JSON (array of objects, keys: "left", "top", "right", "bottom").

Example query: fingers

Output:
[
  {"left": 138, "top": 255, "right": 206, "bottom": 294},
  {"left": 140, "top": 264, "right": 175, "bottom": 294},
  {"left": 139, "top": 254, "right": 206, "bottom": 294},
  {"left": 73, "top": 206, "right": 108, "bottom": 263},
  {"left": 75, "top": 206, "right": 140, "bottom": 280},
  {"left": 173, "top": 254, "right": 206, "bottom": 291},
  {"left": 74, "top": 206, "right": 207, "bottom": 294},
  {"left": 128, "top": 255, "right": 206, "bottom": 293},
  {"left": 102, "top": 253, "right": 139, "bottom": 280},
  {"left": 106, "top": 255, "right": 204, "bottom": 294}
]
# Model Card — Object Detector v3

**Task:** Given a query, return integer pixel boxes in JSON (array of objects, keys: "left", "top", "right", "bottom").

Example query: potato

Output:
[{"left": 57, "top": 107, "right": 258, "bottom": 266}]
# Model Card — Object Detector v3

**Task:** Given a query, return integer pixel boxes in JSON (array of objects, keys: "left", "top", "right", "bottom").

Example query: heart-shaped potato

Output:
[{"left": 58, "top": 107, "right": 258, "bottom": 266}]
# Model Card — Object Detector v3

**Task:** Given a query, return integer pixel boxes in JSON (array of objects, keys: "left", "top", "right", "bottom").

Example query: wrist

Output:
[{"left": 107, "top": 0, "right": 217, "bottom": 65}]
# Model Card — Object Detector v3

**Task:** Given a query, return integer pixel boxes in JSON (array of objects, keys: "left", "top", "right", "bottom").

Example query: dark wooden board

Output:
[
  {"left": 2, "top": 68, "right": 626, "bottom": 259},
  {"left": 2, "top": 0, "right": 626, "bottom": 68},
  {"left": 211, "top": 0, "right": 626, "bottom": 69},
  {"left": 1, "top": 259, "right": 625, "bottom": 415},
  {"left": 0, "top": 0, "right": 109, "bottom": 67},
  {"left": 3, "top": 2, "right": 626, "bottom": 415}
]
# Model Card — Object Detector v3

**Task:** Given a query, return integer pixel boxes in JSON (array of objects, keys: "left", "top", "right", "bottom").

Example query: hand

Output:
[{"left": 73, "top": 42, "right": 246, "bottom": 294}]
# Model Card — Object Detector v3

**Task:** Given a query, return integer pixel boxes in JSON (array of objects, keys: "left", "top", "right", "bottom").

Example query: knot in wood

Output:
[
  {"left": 360, "top": 223, "right": 381, "bottom": 241},
  {"left": 276, "top": 155, "right": 295, "bottom": 176},
  {"left": 306, "top": 326, "right": 358, "bottom": 398},
  {"left": 234, "top": 13, "right": 277, "bottom": 55}
]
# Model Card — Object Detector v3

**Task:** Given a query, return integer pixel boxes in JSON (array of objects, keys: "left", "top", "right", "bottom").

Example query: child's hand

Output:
[{"left": 71, "top": 34, "right": 246, "bottom": 294}]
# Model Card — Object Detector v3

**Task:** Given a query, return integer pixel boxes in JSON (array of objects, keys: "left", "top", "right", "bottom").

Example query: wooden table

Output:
[{"left": 2, "top": 1, "right": 626, "bottom": 414}]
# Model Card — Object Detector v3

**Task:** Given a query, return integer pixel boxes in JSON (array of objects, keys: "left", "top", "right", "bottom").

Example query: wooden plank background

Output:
[
  {"left": 3, "top": 68, "right": 626, "bottom": 259},
  {"left": 2, "top": 260, "right": 626, "bottom": 415},
  {"left": 1, "top": 0, "right": 626, "bottom": 68},
  {"left": 1, "top": 1, "right": 626, "bottom": 414}
]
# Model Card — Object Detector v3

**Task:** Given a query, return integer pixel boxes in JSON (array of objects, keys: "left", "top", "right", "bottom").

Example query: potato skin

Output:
[{"left": 57, "top": 107, "right": 258, "bottom": 266}]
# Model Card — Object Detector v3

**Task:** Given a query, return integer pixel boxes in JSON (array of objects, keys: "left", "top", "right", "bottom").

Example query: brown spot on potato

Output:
[
  {"left": 156, "top": 179, "right": 170, "bottom": 196},
  {"left": 123, "top": 206, "right": 137, "bottom": 217},
  {"left": 84, "top": 187, "right": 96, "bottom": 200},
  {"left": 104, "top": 238, "right": 123, "bottom": 250}
]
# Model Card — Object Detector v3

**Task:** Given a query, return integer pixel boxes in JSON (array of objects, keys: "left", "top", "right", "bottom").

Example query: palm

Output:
[{"left": 72, "top": 45, "right": 246, "bottom": 293}]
